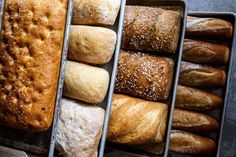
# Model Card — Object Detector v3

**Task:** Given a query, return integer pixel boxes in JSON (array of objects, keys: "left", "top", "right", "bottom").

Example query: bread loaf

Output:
[
  {"left": 107, "top": 94, "right": 168, "bottom": 145},
  {"left": 176, "top": 85, "right": 223, "bottom": 111},
  {"left": 122, "top": 6, "right": 181, "bottom": 53},
  {"left": 63, "top": 61, "right": 109, "bottom": 104},
  {"left": 186, "top": 16, "right": 233, "bottom": 40},
  {"left": 68, "top": 25, "right": 117, "bottom": 65},
  {"left": 170, "top": 130, "right": 216, "bottom": 155},
  {"left": 0, "top": 0, "right": 67, "bottom": 131},
  {"left": 115, "top": 51, "right": 174, "bottom": 101},
  {"left": 179, "top": 61, "right": 226, "bottom": 87},
  {"left": 172, "top": 108, "right": 219, "bottom": 133},
  {"left": 183, "top": 39, "right": 230, "bottom": 64},
  {"left": 56, "top": 98, "right": 105, "bottom": 157},
  {"left": 72, "top": 0, "right": 121, "bottom": 25}
]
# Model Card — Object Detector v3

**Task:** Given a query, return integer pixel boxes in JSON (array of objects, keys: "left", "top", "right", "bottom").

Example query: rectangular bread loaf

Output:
[
  {"left": 115, "top": 51, "right": 174, "bottom": 101},
  {"left": 122, "top": 6, "right": 181, "bottom": 53},
  {"left": 0, "top": 0, "right": 67, "bottom": 131}
]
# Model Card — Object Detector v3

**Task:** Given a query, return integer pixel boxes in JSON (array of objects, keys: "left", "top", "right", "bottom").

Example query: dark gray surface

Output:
[{"left": 188, "top": 0, "right": 236, "bottom": 157}]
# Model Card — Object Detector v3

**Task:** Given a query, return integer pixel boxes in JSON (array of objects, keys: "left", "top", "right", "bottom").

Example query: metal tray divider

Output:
[
  {"left": 98, "top": 0, "right": 126, "bottom": 156},
  {"left": 48, "top": 0, "right": 73, "bottom": 156}
]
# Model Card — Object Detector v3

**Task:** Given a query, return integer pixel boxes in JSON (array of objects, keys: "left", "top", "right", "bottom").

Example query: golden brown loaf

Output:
[
  {"left": 115, "top": 51, "right": 174, "bottom": 101},
  {"left": 179, "top": 61, "right": 226, "bottom": 87},
  {"left": 107, "top": 94, "right": 168, "bottom": 145},
  {"left": 186, "top": 16, "right": 233, "bottom": 40},
  {"left": 176, "top": 85, "right": 223, "bottom": 111},
  {"left": 72, "top": 0, "right": 121, "bottom": 25},
  {"left": 122, "top": 6, "right": 181, "bottom": 53},
  {"left": 183, "top": 39, "right": 230, "bottom": 64},
  {"left": 63, "top": 61, "right": 110, "bottom": 104},
  {"left": 170, "top": 130, "right": 216, "bottom": 155},
  {"left": 172, "top": 108, "right": 219, "bottom": 133},
  {"left": 0, "top": 0, "right": 67, "bottom": 131},
  {"left": 68, "top": 25, "right": 117, "bottom": 65},
  {"left": 56, "top": 98, "right": 105, "bottom": 157}
]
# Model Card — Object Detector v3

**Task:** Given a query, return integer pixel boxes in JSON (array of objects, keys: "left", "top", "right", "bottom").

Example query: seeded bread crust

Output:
[
  {"left": 0, "top": 0, "right": 67, "bottom": 131},
  {"left": 115, "top": 51, "right": 174, "bottom": 101}
]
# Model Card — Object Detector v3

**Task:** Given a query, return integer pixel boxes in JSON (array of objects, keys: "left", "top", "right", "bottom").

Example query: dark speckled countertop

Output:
[{"left": 188, "top": 0, "right": 236, "bottom": 156}]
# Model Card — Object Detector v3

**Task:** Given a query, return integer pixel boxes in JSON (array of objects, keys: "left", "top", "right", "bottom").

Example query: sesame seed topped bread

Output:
[
  {"left": 122, "top": 6, "right": 181, "bottom": 53},
  {"left": 115, "top": 51, "right": 174, "bottom": 101},
  {"left": 0, "top": 0, "right": 67, "bottom": 131}
]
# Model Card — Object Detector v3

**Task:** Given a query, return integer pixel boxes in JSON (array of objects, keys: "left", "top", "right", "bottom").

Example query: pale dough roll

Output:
[
  {"left": 63, "top": 61, "right": 110, "bottom": 104},
  {"left": 69, "top": 26, "right": 117, "bottom": 65}
]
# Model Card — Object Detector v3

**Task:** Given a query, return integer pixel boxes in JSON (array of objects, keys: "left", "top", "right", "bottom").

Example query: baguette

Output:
[
  {"left": 173, "top": 108, "right": 219, "bottom": 132},
  {"left": 176, "top": 85, "right": 223, "bottom": 111},
  {"left": 107, "top": 94, "right": 168, "bottom": 145},
  {"left": 186, "top": 16, "right": 233, "bottom": 40},
  {"left": 183, "top": 39, "right": 230, "bottom": 64},
  {"left": 122, "top": 6, "right": 181, "bottom": 53},
  {"left": 179, "top": 61, "right": 226, "bottom": 87},
  {"left": 115, "top": 51, "right": 174, "bottom": 101},
  {"left": 170, "top": 130, "right": 216, "bottom": 155}
]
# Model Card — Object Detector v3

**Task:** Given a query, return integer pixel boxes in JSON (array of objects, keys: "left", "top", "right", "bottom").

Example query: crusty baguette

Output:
[
  {"left": 72, "top": 0, "right": 121, "bottom": 25},
  {"left": 172, "top": 108, "right": 219, "bottom": 132},
  {"left": 186, "top": 16, "right": 233, "bottom": 40},
  {"left": 107, "top": 94, "right": 168, "bottom": 145},
  {"left": 170, "top": 130, "right": 216, "bottom": 155},
  {"left": 0, "top": 0, "right": 67, "bottom": 131},
  {"left": 122, "top": 6, "right": 181, "bottom": 53},
  {"left": 68, "top": 25, "right": 117, "bottom": 65},
  {"left": 115, "top": 51, "right": 174, "bottom": 101},
  {"left": 179, "top": 61, "right": 226, "bottom": 87},
  {"left": 176, "top": 85, "right": 223, "bottom": 111},
  {"left": 63, "top": 61, "right": 109, "bottom": 104},
  {"left": 183, "top": 39, "right": 230, "bottom": 64}
]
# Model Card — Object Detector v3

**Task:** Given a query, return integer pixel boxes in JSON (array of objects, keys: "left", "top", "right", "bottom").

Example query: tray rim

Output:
[{"left": 187, "top": 11, "right": 236, "bottom": 157}]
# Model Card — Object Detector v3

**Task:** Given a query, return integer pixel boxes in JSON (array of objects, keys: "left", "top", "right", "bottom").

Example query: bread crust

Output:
[
  {"left": 170, "top": 130, "right": 216, "bottom": 155},
  {"left": 186, "top": 16, "right": 233, "bottom": 40},
  {"left": 0, "top": 0, "right": 67, "bottom": 131},
  {"left": 122, "top": 6, "right": 181, "bottom": 53},
  {"left": 115, "top": 51, "right": 174, "bottom": 101},
  {"left": 179, "top": 61, "right": 226, "bottom": 87},
  {"left": 183, "top": 39, "right": 230, "bottom": 64},
  {"left": 172, "top": 108, "right": 219, "bottom": 132},
  {"left": 107, "top": 94, "right": 168, "bottom": 145},
  {"left": 176, "top": 85, "right": 223, "bottom": 111}
]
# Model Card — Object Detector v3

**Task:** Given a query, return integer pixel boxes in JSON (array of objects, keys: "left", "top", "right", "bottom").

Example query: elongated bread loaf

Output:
[
  {"left": 179, "top": 61, "right": 226, "bottom": 87},
  {"left": 68, "top": 26, "right": 117, "bottom": 65},
  {"left": 122, "top": 6, "right": 181, "bottom": 53},
  {"left": 186, "top": 16, "right": 233, "bottom": 40},
  {"left": 72, "top": 0, "right": 121, "bottom": 25},
  {"left": 172, "top": 108, "right": 219, "bottom": 133},
  {"left": 115, "top": 51, "right": 174, "bottom": 101},
  {"left": 170, "top": 130, "right": 216, "bottom": 155},
  {"left": 176, "top": 85, "right": 223, "bottom": 111},
  {"left": 0, "top": 0, "right": 67, "bottom": 131},
  {"left": 183, "top": 39, "right": 230, "bottom": 64},
  {"left": 107, "top": 94, "right": 168, "bottom": 145},
  {"left": 63, "top": 61, "right": 109, "bottom": 104}
]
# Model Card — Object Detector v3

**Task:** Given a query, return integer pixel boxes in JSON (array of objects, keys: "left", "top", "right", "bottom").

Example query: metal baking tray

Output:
[
  {"left": 54, "top": 0, "right": 127, "bottom": 156},
  {"left": 0, "top": 0, "right": 73, "bottom": 157},
  {"left": 0, "top": 0, "right": 5, "bottom": 36},
  {"left": 104, "top": 0, "right": 188, "bottom": 157},
  {"left": 168, "top": 12, "right": 236, "bottom": 157}
]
